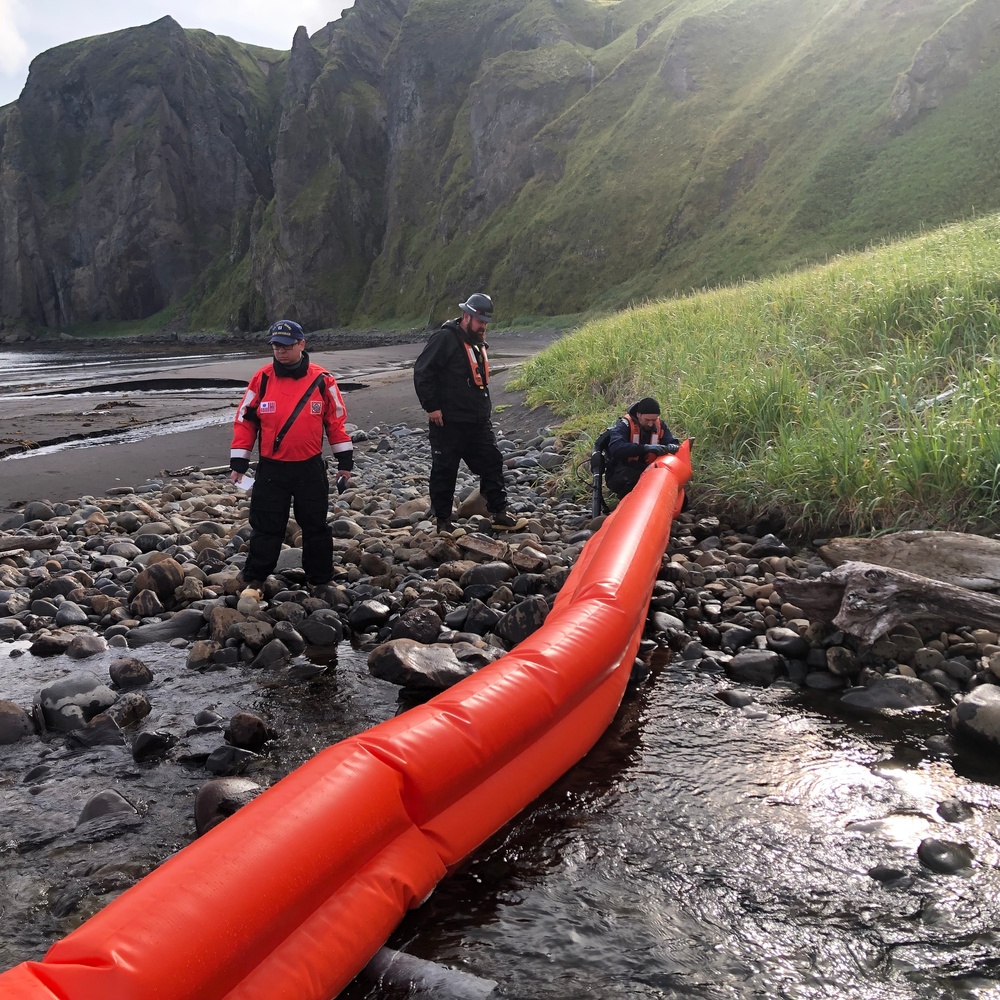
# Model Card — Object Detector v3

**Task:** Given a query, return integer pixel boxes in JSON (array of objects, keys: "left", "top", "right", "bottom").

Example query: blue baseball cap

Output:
[{"left": 268, "top": 320, "right": 305, "bottom": 346}]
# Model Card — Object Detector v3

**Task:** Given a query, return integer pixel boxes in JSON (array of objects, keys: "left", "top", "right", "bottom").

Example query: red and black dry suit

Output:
[
  {"left": 413, "top": 318, "right": 508, "bottom": 520},
  {"left": 230, "top": 353, "right": 353, "bottom": 585},
  {"left": 604, "top": 403, "right": 679, "bottom": 499}
]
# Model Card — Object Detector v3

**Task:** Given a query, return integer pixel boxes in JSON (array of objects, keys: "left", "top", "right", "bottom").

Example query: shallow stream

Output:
[
  {"left": 351, "top": 660, "right": 1000, "bottom": 1000},
  {"left": 3, "top": 637, "right": 1000, "bottom": 999}
]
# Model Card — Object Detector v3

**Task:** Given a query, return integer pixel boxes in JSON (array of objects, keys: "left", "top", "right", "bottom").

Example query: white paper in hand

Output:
[{"left": 236, "top": 474, "right": 255, "bottom": 492}]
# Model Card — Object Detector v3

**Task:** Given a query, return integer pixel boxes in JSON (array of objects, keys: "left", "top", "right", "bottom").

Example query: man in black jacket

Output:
[
  {"left": 413, "top": 292, "right": 515, "bottom": 532},
  {"left": 604, "top": 397, "right": 680, "bottom": 499}
]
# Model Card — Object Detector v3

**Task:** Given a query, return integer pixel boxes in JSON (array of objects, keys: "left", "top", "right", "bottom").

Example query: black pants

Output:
[
  {"left": 605, "top": 463, "right": 644, "bottom": 499},
  {"left": 606, "top": 463, "right": 690, "bottom": 512},
  {"left": 429, "top": 420, "right": 507, "bottom": 518},
  {"left": 243, "top": 455, "right": 332, "bottom": 585}
]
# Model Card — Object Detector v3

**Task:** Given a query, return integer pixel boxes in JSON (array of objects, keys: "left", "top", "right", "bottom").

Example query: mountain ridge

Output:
[{"left": 1, "top": 0, "right": 996, "bottom": 333}]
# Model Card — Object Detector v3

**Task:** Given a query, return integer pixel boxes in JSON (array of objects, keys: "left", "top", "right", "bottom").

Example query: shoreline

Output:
[{"left": 0, "top": 331, "right": 564, "bottom": 513}]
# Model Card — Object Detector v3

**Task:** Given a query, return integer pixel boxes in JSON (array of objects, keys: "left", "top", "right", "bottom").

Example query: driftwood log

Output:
[
  {"left": 130, "top": 498, "right": 164, "bottom": 521},
  {"left": 0, "top": 534, "right": 61, "bottom": 553},
  {"left": 775, "top": 560, "right": 1000, "bottom": 645},
  {"left": 819, "top": 530, "right": 1000, "bottom": 592}
]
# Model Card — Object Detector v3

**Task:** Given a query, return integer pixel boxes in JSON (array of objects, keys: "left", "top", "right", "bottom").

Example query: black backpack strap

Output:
[
  {"left": 242, "top": 371, "right": 268, "bottom": 426},
  {"left": 590, "top": 428, "right": 612, "bottom": 469},
  {"left": 272, "top": 373, "right": 328, "bottom": 454}
]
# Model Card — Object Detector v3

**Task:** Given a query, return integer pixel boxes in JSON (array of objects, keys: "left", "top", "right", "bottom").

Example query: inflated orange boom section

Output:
[{"left": 0, "top": 442, "right": 692, "bottom": 1000}]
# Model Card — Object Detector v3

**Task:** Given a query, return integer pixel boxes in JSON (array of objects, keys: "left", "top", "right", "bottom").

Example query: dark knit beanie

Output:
[{"left": 634, "top": 397, "right": 660, "bottom": 415}]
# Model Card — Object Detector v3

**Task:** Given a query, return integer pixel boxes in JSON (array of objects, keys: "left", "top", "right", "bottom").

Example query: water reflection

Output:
[
  {"left": 346, "top": 663, "right": 1000, "bottom": 999},
  {"left": 4, "top": 639, "right": 1000, "bottom": 997},
  {"left": 0, "top": 346, "right": 251, "bottom": 394},
  {"left": 0, "top": 639, "right": 400, "bottom": 969}
]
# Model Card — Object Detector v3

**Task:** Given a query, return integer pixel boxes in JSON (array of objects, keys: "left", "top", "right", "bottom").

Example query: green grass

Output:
[
  {"left": 39, "top": 307, "right": 183, "bottom": 339},
  {"left": 515, "top": 213, "right": 1000, "bottom": 538},
  {"left": 355, "top": 0, "right": 987, "bottom": 325}
]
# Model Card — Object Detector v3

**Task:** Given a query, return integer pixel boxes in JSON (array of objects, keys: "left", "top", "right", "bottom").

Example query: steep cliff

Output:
[
  {"left": 889, "top": 0, "right": 1000, "bottom": 133},
  {"left": 0, "top": 17, "right": 281, "bottom": 326},
  {"left": 207, "top": 0, "right": 408, "bottom": 330},
  {"left": 1, "top": 0, "right": 999, "bottom": 332}
]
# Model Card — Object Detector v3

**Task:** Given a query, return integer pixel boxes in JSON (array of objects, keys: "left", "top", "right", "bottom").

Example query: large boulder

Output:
[
  {"left": 842, "top": 675, "right": 943, "bottom": 712},
  {"left": 35, "top": 672, "right": 117, "bottom": 731},
  {"left": 950, "top": 683, "right": 1000, "bottom": 748}
]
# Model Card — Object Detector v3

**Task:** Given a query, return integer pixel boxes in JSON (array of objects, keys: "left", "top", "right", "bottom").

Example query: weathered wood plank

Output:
[
  {"left": 819, "top": 530, "right": 1000, "bottom": 592},
  {"left": 0, "top": 534, "right": 61, "bottom": 553}
]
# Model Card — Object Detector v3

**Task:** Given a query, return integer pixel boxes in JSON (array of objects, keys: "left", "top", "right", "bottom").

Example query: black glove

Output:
[
  {"left": 644, "top": 444, "right": 669, "bottom": 456},
  {"left": 665, "top": 442, "right": 680, "bottom": 454}
]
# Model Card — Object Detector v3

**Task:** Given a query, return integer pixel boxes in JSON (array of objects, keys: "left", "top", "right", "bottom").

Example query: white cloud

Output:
[{"left": 0, "top": 0, "right": 30, "bottom": 104}]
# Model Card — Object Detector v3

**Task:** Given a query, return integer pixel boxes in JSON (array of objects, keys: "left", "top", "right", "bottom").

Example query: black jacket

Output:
[
  {"left": 606, "top": 404, "right": 679, "bottom": 470},
  {"left": 413, "top": 320, "right": 492, "bottom": 423}
]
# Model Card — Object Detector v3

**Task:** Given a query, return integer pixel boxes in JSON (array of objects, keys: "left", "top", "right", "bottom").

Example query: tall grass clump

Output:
[{"left": 515, "top": 213, "right": 1000, "bottom": 537}]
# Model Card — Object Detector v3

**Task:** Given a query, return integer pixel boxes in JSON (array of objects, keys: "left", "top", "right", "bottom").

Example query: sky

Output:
[{"left": 0, "top": 1, "right": 352, "bottom": 107}]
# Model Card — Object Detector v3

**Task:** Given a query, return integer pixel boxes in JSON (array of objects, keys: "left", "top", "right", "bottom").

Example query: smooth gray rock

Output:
[
  {"left": 298, "top": 610, "right": 345, "bottom": 646},
  {"left": 0, "top": 700, "right": 34, "bottom": 743},
  {"left": 368, "top": 639, "right": 504, "bottom": 690},
  {"left": 125, "top": 608, "right": 205, "bottom": 647},
  {"left": 194, "top": 778, "right": 264, "bottom": 836},
  {"left": 36, "top": 672, "right": 118, "bottom": 731},
  {"left": 917, "top": 838, "right": 975, "bottom": 874},
  {"left": 725, "top": 649, "right": 783, "bottom": 686},
  {"left": 841, "top": 674, "right": 943, "bottom": 711},
  {"left": 950, "top": 683, "right": 1000, "bottom": 748}
]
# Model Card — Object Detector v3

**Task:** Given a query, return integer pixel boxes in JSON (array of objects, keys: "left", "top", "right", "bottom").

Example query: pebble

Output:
[
  {"left": 3, "top": 419, "right": 1000, "bottom": 776},
  {"left": 5, "top": 414, "right": 1000, "bottom": 962}
]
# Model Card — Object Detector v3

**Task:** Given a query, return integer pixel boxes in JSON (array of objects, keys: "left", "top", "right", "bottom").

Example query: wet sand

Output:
[{"left": 0, "top": 331, "right": 564, "bottom": 512}]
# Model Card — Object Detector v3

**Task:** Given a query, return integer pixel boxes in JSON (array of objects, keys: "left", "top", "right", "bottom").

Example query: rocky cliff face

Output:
[
  {"left": 889, "top": 0, "right": 1000, "bottom": 134},
  {"left": 0, "top": 17, "right": 278, "bottom": 326},
  {"left": 245, "top": 0, "right": 408, "bottom": 330},
  {"left": 0, "top": 0, "right": 997, "bottom": 332},
  {"left": 0, "top": 4, "right": 407, "bottom": 332}
]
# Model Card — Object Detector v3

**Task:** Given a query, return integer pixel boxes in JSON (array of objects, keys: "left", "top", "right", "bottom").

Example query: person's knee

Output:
[
  {"left": 301, "top": 524, "right": 332, "bottom": 543},
  {"left": 249, "top": 510, "right": 291, "bottom": 535},
  {"left": 606, "top": 469, "right": 639, "bottom": 498}
]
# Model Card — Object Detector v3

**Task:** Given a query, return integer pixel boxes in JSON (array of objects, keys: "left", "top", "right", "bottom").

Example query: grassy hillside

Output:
[
  {"left": 517, "top": 213, "right": 1000, "bottom": 538},
  {"left": 7, "top": 1, "right": 999, "bottom": 334},
  {"left": 358, "top": 0, "right": 993, "bottom": 325}
]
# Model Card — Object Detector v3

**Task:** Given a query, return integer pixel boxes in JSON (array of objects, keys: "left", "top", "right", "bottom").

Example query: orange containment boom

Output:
[{"left": 0, "top": 442, "right": 693, "bottom": 1000}]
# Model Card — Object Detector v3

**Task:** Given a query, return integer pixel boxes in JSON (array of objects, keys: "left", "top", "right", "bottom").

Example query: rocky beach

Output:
[
  {"left": 0, "top": 329, "right": 557, "bottom": 511},
  {"left": 3, "top": 333, "right": 1000, "bottom": 990}
]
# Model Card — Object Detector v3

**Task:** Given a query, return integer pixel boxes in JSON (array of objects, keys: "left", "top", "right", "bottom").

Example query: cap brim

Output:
[{"left": 269, "top": 336, "right": 299, "bottom": 346}]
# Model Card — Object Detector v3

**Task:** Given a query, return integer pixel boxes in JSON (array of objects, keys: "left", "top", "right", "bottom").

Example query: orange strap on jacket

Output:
[{"left": 463, "top": 341, "right": 489, "bottom": 388}]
